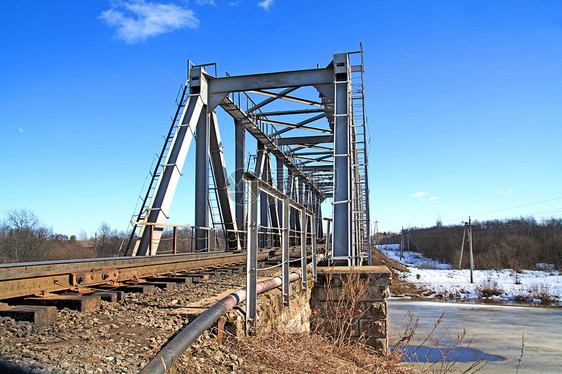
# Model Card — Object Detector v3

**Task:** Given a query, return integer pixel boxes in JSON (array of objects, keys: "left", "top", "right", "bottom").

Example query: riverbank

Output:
[{"left": 378, "top": 245, "right": 562, "bottom": 306}]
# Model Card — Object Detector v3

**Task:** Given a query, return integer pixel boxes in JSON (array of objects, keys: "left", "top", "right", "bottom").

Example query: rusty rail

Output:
[{"left": 0, "top": 251, "right": 270, "bottom": 301}]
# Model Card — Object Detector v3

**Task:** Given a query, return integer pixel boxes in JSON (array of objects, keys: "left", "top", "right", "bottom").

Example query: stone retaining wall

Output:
[
  {"left": 224, "top": 266, "right": 391, "bottom": 355},
  {"left": 254, "top": 277, "right": 312, "bottom": 333},
  {"left": 310, "top": 266, "right": 391, "bottom": 352}
]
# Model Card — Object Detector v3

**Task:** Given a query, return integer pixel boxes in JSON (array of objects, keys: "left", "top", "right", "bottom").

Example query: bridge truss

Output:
[{"left": 121, "top": 48, "right": 371, "bottom": 266}]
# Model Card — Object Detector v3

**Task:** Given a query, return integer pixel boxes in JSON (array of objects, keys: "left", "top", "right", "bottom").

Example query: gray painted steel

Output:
[
  {"left": 332, "top": 53, "right": 351, "bottom": 261},
  {"left": 282, "top": 197, "right": 290, "bottom": 306},
  {"left": 130, "top": 94, "right": 204, "bottom": 256},
  {"left": 126, "top": 51, "right": 371, "bottom": 266},
  {"left": 234, "top": 120, "right": 245, "bottom": 230},
  {"left": 209, "top": 112, "right": 239, "bottom": 250},
  {"left": 300, "top": 208, "right": 307, "bottom": 289},
  {"left": 246, "top": 178, "right": 259, "bottom": 328},
  {"left": 195, "top": 106, "right": 209, "bottom": 251}
]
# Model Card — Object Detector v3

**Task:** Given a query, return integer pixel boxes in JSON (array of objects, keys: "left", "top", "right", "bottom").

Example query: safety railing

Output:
[
  {"left": 131, "top": 222, "right": 246, "bottom": 254},
  {"left": 243, "top": 172, "right": 320, "bottom": 332}
]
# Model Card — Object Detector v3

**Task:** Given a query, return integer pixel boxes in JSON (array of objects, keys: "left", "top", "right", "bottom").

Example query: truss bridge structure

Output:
[{"left": 121, "top": 48, "right": 371, "bottom": 266}]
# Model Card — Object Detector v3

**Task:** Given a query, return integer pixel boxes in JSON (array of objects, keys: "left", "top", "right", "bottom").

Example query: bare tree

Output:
[
  {"left": 0, "top": 209, "right": 52, "bottom": 262},
  {"left": 95, "top": 222, "right": 122, "bottom": 257}
]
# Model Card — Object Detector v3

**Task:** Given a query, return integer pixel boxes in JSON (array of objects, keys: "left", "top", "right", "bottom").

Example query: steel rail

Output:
[{"left": 0, "top": 251, "right": 271, "bottom": 301}]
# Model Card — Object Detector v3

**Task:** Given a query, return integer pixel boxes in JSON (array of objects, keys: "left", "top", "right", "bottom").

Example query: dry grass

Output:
[
  {"left": 476, "top": 278, "right": 503, "bottom": 298},
  {"left": 228, "top": 331, "right": 416, "bottom": 374},
  {"left": 528, "top": 283, "right": 557, "bottom": 305}
]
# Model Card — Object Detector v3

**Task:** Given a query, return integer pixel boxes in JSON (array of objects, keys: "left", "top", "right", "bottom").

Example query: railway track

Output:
[
  {"left": 0, "top": 247, "right": 319, "bottom": 372},
  {"left": 0, "top": 249, "right": 301, "bottom": 372},
  {"left": 0, "top": 250, "right": 270, "bottom": 301}
]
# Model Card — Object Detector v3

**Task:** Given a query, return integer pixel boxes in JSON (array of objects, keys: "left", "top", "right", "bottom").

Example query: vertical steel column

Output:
[
  {"left": 276, "top": 159, "right": 284, "bottom": 216},
  {"left": 195, "top": 108, "right": 210, "bottom": 251},
  {"left": 209, "top": 112, "right": 239, "bottom": 250},
  {"left": 259, "top": 159, "right": 269, "bottom": 248},
  {"left": 265, "top": 158, "right": 279, "bottom": 247},
  {"left": 130, "top": 93, "right": 205, "bottom": 256},
  {"left": 325, "top": 217, "right": 332, "bottom": 263},
  {"left": 246, "top": 178, "right": 259, "bottom": 331},
  {"left": 300, "top": 208, "right": 307, "bottom": 289},
  {"left": 277, "top": 159, "right": 284, "bottom": 249},
  {"left": 287, "top": 171, "right": 296, "bottom": 246},
  {"left": 172, "top": 226, "right": 177, "bottom": 254},
  {"left": 235, "top": 120, "right": 245, "bottom": 231},
  {"left": 282, "top": 197, "right": 290, "bottom": 306},
  {"left": 332, "top": 53, "right": 351, "bottom": 262},
  {"left": 311, "top": 214, "right": 317, "bottom": 281}
]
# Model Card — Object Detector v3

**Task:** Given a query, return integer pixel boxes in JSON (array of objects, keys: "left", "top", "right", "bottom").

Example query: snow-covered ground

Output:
[{"left": 377, "top": 244, "right": 562, "bottom": 304}]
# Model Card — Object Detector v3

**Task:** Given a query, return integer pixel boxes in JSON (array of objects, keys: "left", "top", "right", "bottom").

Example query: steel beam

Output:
[
  {"left": 276, "top": 158, "right": 284, "bottom": 235},
  {"left": 332, "top": 53, "right": 351, "bottom": 261},
  {"left": 300, "top": 208, "right": 307, "bottom": 290},
  {"left": 220, "top": 96, "right": 325, "bottom": 201},
  {"left": 275, "top": 135, "right": 333, "bottom": 146},
  {"left": 256, "top": 108, "right": 325, "bottom": 117},
  {"left": 246, "top": 178, "right": 259, "bottom": 331},
  {"left": 195, "top": 106, "right": 210, "bottom": 251},
  {"left": 235, "top": 120, "right": 245, "bottom": 230},
  {"left": 209, "top": 112, "right": 239, "bottom": 250},
  {"left": 130, "top": 94, "right": 205, "bottom": 256},
  {"left": 260, "top": 118, "right": 330, "bottom": 134},
  {"left": 248, "top": 89, "right": 323, "bottom": 107},
  {"left": 265, "top": 157, "right": 280, "bottom": 247},
  {"left": 271, "top": 114, "right": 327, "bottom": 137},
  {"left": 247, "top": 87, "right": 298, "bottom": 113},
  {"left": 208, "top": 68, "right": 333, "bottom": 94},
  {"left": 282, "top": 197, "right": 290, "bottom": 306}
]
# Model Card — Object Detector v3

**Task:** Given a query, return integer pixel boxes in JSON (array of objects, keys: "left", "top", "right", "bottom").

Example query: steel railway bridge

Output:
[{"left": 121, "top": 48, "right": 371, "bottom": 267}]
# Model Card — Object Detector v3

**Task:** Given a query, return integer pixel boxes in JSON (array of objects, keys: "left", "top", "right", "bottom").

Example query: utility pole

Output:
[
  {"left": 459, "top": 224, "right": 466, "bottom": 270},
  {"left": 407, "top": 229, "right": 410, "bottom": 252},
  {"left": 460, "top": 217, "right": 474, "bottom": 283},
  {"left": 400, "top": 227, "right": 404, "bottom": 259},
  {"left": 468, "top": 216, "right": 474, "bottom": 284}
]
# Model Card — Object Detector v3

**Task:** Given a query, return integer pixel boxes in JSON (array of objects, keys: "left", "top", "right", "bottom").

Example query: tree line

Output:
[
  {"left": 380, "top": 217, "right": 562, "bottom": 271},
  {"left": 0, "top": 209, "right": 209, "bottom": 263},
  {"left": 0, "top": 209, "right": 124, "bottom": 263}
]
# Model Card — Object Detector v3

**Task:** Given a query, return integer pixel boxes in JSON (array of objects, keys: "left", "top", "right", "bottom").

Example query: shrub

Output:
[
  {"left": 476, "top": 279, "right": 503, "bottom": 298},
  {"left": 528, "top": 283, "right": 557, "bottom": 305}
]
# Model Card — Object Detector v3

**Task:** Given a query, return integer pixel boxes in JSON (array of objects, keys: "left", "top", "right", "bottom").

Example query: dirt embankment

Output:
[{"left": 370, "top": 249, "right": 423, "bottom": 298}]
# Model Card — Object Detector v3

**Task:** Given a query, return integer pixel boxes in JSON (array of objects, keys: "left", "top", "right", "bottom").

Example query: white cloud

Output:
[
  {"left": 496, "top": 189, "right": 513, "bottom": 194},
  {"left": 99, "top": 1, "right": 199, "bottom": 44},
  {"left": 409, "top": 191, "right": 438, "bottom": 201},
  {"left": 18, "top": 128, "right": 24, "bottom": 133},
  {"left": 258, "top": 0, "right": 274, "bottom": 11},
  {"left": 196, "top": 0, "right": 216, "bottom": 5},
  {"left": 229, "top": 1, "right": 240, "bottom": 5}
]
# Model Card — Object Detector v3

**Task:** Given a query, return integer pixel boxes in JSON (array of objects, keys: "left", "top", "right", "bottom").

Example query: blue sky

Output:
[{"left": 1, "top": 1, "right": 561, "bottom": 237}]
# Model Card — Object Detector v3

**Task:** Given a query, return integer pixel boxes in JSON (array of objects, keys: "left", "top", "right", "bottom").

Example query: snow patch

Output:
[{"left": 379, "top": 246, "right": 562, "bottom": 304}]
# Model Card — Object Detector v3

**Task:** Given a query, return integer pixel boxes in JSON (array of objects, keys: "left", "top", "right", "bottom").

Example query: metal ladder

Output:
[
  {"left": 119, "top": 85, "right": 189, "bottom": 255},
  {"left": 349, "top": 46, "right": 371, "bottom": 265},
  {"left": 208, "top": 161, "right": 224, "bottom": 251}
]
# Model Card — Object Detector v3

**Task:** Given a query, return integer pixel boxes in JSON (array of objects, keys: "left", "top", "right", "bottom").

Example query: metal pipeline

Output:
[{"left": 140, "top": 256, "right": 321, "bottom": 374}]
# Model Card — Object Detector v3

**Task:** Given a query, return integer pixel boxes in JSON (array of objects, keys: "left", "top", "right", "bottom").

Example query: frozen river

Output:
[{"left": 389, "top": 299, "right": 562, "bottom": 373}]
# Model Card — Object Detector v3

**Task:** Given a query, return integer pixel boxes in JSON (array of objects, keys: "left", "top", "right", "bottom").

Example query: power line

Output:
[{"left": 474, "top": 196, "right": 562, "bottom": 217}]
